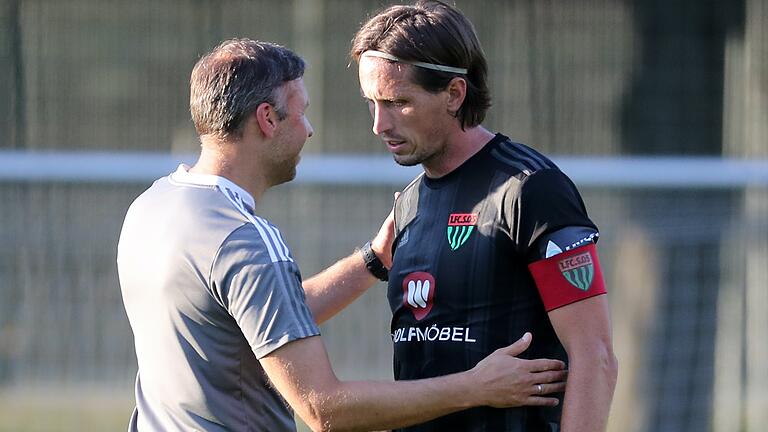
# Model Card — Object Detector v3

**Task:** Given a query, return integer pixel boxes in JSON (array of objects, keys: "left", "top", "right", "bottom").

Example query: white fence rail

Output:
[{"left": 1, "top": 151, "right": 767, "bottom": 188}]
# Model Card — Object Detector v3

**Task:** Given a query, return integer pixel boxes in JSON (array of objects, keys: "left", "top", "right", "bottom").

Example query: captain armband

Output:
[{"left": 528, "top": 243, "right": 607, "bottom": 312}]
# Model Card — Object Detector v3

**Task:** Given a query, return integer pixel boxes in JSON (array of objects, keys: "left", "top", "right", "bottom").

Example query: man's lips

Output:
[{"left": 384, "top": 138, "right": 407, "bottom": 150}]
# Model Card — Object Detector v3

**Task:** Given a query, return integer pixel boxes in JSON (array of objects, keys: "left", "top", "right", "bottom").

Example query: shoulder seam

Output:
[
  {"left": 216, "top": 186, "right": 294, "bottom": 264},
  {"left": 491, "top": 148, "right": 535, "bottom": 174},
  {"left": 247, "top": 214, "right": 293, "bottom": 263},
  {"left": 402, "top": 172, "right": 425, "bottom": 193}
]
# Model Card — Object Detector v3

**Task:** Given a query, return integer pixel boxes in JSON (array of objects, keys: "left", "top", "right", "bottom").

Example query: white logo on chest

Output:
[{"left": 402, "top": 272, "right": 436, "bottom": 320}]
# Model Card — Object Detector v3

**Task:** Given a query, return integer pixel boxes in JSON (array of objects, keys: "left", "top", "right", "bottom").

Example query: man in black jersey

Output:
[{"left": 350, "top": 2, "right": 618, "bottom": 431}]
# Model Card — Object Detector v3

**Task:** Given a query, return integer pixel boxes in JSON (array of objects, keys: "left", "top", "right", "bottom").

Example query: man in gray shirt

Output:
[{"left": 118, "top": 38, "right": 567, "bottom": 431}]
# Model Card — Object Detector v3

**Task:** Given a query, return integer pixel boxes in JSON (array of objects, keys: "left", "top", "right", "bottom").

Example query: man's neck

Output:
[
  {"left": 422, "top": 126, "right": 496, "bottom": 178},
  {"left": 190, "top": 137, "right": 268, "bottom": 201}
]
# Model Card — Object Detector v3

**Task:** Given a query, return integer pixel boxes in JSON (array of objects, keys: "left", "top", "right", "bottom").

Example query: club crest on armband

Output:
[
  {"left": 446, "top": 213, "right": 478, "bottom": 251},
  {"left": 558, "top": 251, "right": 595, "bottom": 291}
]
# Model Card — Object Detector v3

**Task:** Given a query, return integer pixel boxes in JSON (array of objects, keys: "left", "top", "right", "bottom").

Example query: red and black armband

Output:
[{"left": 528, "top": 243, "right": 606, "bottom": 312}]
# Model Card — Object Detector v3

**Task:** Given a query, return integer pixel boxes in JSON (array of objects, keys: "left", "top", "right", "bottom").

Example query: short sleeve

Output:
[
  {"left": 211, "top": 224, "right": 320, "bottom": 358},
  {"left": 506, "top": 169, "right": 598, "bottom": 263}
]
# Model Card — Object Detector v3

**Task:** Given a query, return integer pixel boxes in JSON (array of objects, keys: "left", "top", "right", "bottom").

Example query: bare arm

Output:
[
  {"left": 260, "top": 332, "right": 567, "bottom": 432},
  {"left": 303, "top": 201, "right": 395, "bottom": 324},
  {"left": 549, "top": 295, "right": 618, "bottom": 432}
]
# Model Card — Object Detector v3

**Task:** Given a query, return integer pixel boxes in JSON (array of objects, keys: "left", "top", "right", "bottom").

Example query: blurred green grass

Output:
[
  {"left": 0, "top": 389, "right": 133, "bottom": 432},
  {"left": 0, "top": 388, "right": 314, "bottom": 432}
]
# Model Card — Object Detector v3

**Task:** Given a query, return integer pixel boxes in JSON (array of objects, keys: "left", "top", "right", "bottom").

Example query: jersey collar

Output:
[{"left": 169, "top": 164, "right": 256, "bottom": 212}]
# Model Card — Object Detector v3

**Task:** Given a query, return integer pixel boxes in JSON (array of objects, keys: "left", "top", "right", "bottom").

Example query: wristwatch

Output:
[{"left": 360, "top": 241, "right": 389, "bottom": 281}]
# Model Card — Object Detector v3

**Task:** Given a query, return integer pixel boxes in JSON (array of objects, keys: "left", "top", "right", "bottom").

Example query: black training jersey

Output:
[{"left": 388, "top": 134, "right": 597, "bottom": 432}]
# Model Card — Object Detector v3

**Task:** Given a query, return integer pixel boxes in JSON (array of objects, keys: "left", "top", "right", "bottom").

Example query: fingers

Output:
[
  {"left": 533, "top": 369, "right": 568, "bottom": 385},
  {"left": 370, "top": 191, "right": 401, "bottom": 267},
  {"left": 534, "top": 380, "right": 567, "bottom": 395},
  {"left": 384, "top": 192, "right": 400, "bottom": 224},
  {"left": 525, "top": 381, "right": 566, "bottom": 407},
  {"left": 499, "top": 332, "right": 532, "bottom": 357},
  {"left": 527, "top": 358, "right": 566, "bottom": 372},
  {"left": 379, "top": 192, "right": 400, "bottom": 234},
  {"left": 384, "top": 191, "right": 400, "bottom": 228},
  {"left": 497, "top": 333, "right": 566, "bottom": 373},
  {"left": 525, "top": 396, "right": 561, "bottom": 407}
]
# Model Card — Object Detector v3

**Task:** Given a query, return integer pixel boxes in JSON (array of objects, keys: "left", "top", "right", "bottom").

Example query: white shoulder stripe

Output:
[
  {"left": 216, "top": 186, "right": 293, "bottom": 263},
  {"left": 251, "top": 215, "right": 293, "bottom": 263},
  {"left": 264, "top": 222, "right": 290, "bottom": 261},
  {"left": 404, "top": 172, "right": 425, "bottom": 191},
  {"left": 166, "top": 165, "right": 292, "bottom": 263},
  {"left": 246, "top": 215, "right": 280, "bottom": 263},
  {"left": 275, "top": 229, "right": 292, "bottom": 260}
]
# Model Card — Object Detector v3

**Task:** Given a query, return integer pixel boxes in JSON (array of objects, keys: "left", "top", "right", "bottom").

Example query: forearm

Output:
[
  {"left": 303, "top": 203, "right": 395, "bottom": 325},
  {"left": 312, "top": 373, "right": 477, "bottom": 432},
  {"left": 263, "top": 334, "right": 566, "bottom": 432},
  {"left": 303, "top": 251, "right": 378, "bottom": 324},
  {"left": 264, "top": 337, "right": 477, "bottom": 432},
  {"left": 560, "top": 346, "right": 618, "bottom": 432}
]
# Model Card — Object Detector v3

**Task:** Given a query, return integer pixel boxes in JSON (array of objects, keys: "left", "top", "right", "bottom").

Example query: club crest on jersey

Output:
[
  {"left": 558, "top": 251, "right": 594, "bottom": 291},
  {"left": 403, "top": 272, "right": 436, "bottom": 320},
  {"left": 447, "top": 213, "right": 478, "bottom": 251}
]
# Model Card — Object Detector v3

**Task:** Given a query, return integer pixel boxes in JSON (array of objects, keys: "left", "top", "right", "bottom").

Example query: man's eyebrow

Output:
[{"left": 359, "top": 92, "right": 396, "bottom": 102}]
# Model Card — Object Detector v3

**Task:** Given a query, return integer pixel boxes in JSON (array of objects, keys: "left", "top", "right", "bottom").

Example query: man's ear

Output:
[
  {"left": 255, "top": 102, "right": 278, "bottom": 138},
  {"left": 446, "top": 77, "right": 467, "bottom": 114}
]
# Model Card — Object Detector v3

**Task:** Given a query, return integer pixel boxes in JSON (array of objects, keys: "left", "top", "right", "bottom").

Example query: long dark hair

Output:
[{"left": 351, "top": 1, "right": 491, "bottom": 129}]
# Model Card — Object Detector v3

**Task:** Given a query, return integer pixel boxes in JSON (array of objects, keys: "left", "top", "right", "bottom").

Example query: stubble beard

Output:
[
  {"left": 281, "top": 157, "right": 299, "bottom": 184},
  {"left": 392, "top": 141, "right": 445, "bottom": 170},
  {"left": 392, "top": 153, "right": 422, "bottom": 167},
  {"left": 267, "top": 153, "right": 300, "bottom": 187}
]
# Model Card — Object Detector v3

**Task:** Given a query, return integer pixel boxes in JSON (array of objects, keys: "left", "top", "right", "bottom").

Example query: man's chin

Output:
[
  {"left": 270, "top": 168, "right": 297, "bottom": 187},
  {"left": 285, "top": 169, "right": 297, "bottom": 183},
  {"left": 392, "top": 154, "right": 421, "bottom": 167}
]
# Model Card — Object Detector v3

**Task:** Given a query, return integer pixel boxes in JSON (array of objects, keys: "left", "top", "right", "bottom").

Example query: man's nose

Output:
[
  {"left": 372, "top": 104, "right": 391, "bottom": 135},
  {"left": 306, "top": 119, "right": 314, "bottom": 138}
]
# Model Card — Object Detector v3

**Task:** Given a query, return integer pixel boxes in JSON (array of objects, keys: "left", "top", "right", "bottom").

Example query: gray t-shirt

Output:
[{"left": 118, "top": 165, "right": 319, "bottom": 431}]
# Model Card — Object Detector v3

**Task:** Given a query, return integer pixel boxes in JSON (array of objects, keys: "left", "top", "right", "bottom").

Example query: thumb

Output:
[
  {"left": 502, "top": 332, "right": 532, "bottom": 357},
  {"left": 386, "top": 191, "right": 401, "bottom": 219},
  {"left": 383, "top": 192, "right": 400, "bottom": 230}
]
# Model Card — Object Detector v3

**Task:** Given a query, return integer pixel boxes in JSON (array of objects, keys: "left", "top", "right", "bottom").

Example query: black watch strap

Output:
[{"left": 360, "top": 241, "right": 389, "bottom": 281}]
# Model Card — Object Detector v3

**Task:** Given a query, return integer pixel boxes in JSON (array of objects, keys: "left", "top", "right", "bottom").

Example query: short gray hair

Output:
[{"left": 190, "top": 39, "right": 305, "bottom": 139}]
